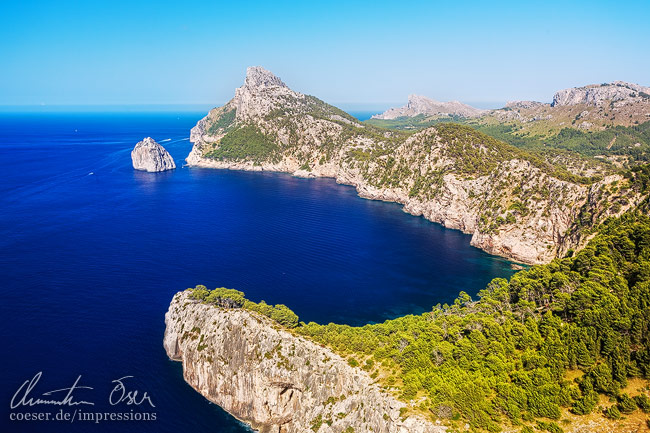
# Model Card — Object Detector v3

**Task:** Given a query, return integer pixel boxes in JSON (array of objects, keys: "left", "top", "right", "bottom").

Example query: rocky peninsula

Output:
[
  {"left": 185, "top": 67, "right": 647, "bottom": 264},
  {"left": 164, "top": 290, "right": 443, "bottom": 433},
  {"left": 131, "top": 137, "right": 176, "bottom": 172}
]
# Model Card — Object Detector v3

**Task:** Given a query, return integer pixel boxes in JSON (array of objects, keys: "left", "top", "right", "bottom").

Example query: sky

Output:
[{"left": 1, "top": 0, "right": 649, "bottom": 109}]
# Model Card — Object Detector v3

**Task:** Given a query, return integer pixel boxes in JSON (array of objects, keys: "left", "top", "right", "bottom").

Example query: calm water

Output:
[{"left": 0, "top": 112, "right": 515, "bottom": 432}]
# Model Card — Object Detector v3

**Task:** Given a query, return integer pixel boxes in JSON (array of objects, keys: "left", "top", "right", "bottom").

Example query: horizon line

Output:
[{"left": 0, "top": 100, "right": 510, "bottom": 112}]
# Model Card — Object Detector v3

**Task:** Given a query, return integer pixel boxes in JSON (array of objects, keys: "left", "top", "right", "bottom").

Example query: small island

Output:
[{"left": 131, "top": 137, "right": 176, "bottom": 172}]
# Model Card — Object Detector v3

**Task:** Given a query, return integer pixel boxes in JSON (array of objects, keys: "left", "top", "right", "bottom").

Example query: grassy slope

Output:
[{"left": 367, "top": 115, "right": 650, "bottom": 168}]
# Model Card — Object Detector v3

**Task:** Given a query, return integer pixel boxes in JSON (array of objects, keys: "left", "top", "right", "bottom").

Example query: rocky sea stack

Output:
[{"left": 131, "top": 137, "right": 176, "bottom": 172}]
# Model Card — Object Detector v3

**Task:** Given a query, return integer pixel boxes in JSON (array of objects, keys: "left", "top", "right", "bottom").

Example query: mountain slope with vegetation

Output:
[
  {"left": 366, "top": 82, "right": 650, "bottom": 169},
  {"left": 177, "top": 210, "right": 650, "bottom": 432},
  {"left": 187, "top": 67, "right": 649, "bottom": 264}
]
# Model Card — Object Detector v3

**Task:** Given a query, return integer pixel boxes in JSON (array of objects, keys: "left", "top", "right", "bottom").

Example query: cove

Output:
[{"left": 0, "top": 112, "right": 516, "bottom": 432}]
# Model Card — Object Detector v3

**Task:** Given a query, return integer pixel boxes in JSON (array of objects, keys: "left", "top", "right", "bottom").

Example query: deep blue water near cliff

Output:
[{"left": 0, "top": 111, "right": 516, "bottom": 432}]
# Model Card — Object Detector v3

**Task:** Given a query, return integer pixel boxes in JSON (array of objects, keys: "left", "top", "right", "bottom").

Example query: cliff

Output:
[
  {"left": 552, "top": 81, "right": 650, "bottom": 108},
  {"left": 371, "top": 94, "right": 485, "bottom": 120},
  {"left": 186, "top": 67, "right": 647, "bottom": 264},
  {"left": 131, "top": 137, "right": 176, "bottom": 172},
  {"left": 164, "top": 290, "right": 443, "bottom": 433},
  {"left": 486, "top": 81, "right": 650, "bottom": 135}
]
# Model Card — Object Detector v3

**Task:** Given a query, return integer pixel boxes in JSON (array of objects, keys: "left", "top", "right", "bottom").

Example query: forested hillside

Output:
[
  {"left": 189, "top": 209, "right": 650, "bottom": 432},
  {"left": 297, "top": 211, "right": 650, "bottom": 431}
]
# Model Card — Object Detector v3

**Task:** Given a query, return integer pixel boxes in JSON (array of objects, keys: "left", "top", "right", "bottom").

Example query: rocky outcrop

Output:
[
  {"left": 551, "top": 81, "right": 650, "bottom": 107},
  {"left": 372, "top": 94, "right": 485, "bottom": 119},
  {"left": 186, "top": 67, "right": 646, "bottom": 264},
  {"left": 131, "top": 137, "right": 176, "bottom": 172},
  {"left": 164, "top": 290, "right": 443, "bottom": 433},
  {"left": 504, "top": 100, "right": 546, "bottom": 110}
]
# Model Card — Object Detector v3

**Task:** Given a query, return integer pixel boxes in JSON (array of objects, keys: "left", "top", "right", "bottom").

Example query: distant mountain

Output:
[
  {"left": 371, "top": 94, "right": 485, "bottom": 120},
  {"left": 551, "top": 81, "right": 650, "bottom": 107},
  {"left": 370, "top": 82, "right": 650, "bottom": 133},
  {"left": 483, "top": 81, "right": 650, "bottom": 139}
]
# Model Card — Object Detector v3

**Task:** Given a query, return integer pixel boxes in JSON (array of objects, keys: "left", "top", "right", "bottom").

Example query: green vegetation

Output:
[
  {"left": 207, "top": 108, "right": 236, "bottom": 135},
  {"left": 205, "top": 124, "right": 278, "bottom": 163},
  {"left": 366, "top": 114, "right": 467, "bottom": 130},
  {"left": 367, "top": 115, "right": 650, "bottom": 166},
  {"left": 188, "top": 211, "right": 650, "bottom": 431},
  {"left": 425, "top": 123, "right": 528, "bottom": 177},
  {"left": 542, "top": 122, "right": 650, "bottom": 160},
  {"left": 189, "top": 285, "right": 299, "bottom": 328},
  {"left": 295, "top": 212, "right": 650, "bottom": 430},
  {"left": 408, "top": 123, "right": 591, "bottom": 184},
  {"left": 304, "top": 95, "right": 359, "bottom": 124}
]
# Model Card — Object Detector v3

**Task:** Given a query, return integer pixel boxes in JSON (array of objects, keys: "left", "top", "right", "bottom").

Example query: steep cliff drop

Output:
[{"left": 164, "top": 290, "right": 444, "bottom": 433}]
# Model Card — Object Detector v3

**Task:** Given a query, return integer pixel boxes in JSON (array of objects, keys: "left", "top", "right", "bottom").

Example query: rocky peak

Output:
[
  {"left": 372, "top": 94, "right": 484, "bottom": 120},
  {"left": 243, "top": 66, "right": 287, "bottom": 91},
  {"left": 231, "top": 66, "right": 302, "bottom": 121},
  {"left": 551, "top": 81, "right": 650, "bottom": 107},
  {"left": 407, "top": 93, "right": 440, "bottom": 110}
]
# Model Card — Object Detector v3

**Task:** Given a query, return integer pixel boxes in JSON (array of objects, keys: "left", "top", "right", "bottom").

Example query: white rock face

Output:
[
  {"left": 551, "top": 81, "right": 650, "bottom": 107},
  {"left": 372, "top": 94, "right": 485, "bottom": 119},
  {"left": 131, "top": 137, "right": 176, "bottom": 172},
  {"left": 164, "top": 291, "right": 444, "bottom": 433}
]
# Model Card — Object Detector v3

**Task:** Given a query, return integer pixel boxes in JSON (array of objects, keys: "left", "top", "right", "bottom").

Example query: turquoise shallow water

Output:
[{"left": 0, "top": 112, "right": 515, "bottom": 432}]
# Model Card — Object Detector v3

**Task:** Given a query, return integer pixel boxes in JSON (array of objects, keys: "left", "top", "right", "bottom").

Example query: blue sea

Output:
[{"left": 0, "top": 111, "right": 515, "bottom": 432}]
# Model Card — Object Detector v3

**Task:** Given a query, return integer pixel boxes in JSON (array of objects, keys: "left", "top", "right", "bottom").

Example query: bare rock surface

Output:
[
  {"left": 131, "top": 137, "right": 176, "bottom": 172},
  {"left": 164, "top": 291, "right": 444, "bottom": 433},
  {"left": 552, "top": 81, "right": 650, "bottom": 107},
  {"left": 372, "top": 94, "right": 485, "bottom": 119}
]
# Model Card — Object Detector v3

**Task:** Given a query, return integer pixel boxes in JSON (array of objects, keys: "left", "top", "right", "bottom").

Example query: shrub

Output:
[
  {"left": 270, "top": 304, "right": 299, "bottom": 328},
  {"left": 603, "top": 405, "right": 622, "bottom": 420},
  {"left": 617, "top": 393, "right": 637, "bottom": 414},
  {"left": 633, "top": 394, "right": 650, "bottom": 412}
]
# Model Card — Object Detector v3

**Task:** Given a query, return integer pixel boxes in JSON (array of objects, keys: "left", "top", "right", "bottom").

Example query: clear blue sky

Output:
[{"left": 1, "top": 0, "right": 649, "bottom": 108}]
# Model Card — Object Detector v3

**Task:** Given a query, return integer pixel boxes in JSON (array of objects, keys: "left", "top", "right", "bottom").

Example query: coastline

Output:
[{"left": 187, "top": 151, "right": 544, "bottom": 266}]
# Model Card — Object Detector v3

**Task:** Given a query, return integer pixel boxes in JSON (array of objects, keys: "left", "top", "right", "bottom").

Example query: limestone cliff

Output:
[
  {"left": 164, "top": 290, "right": 443, "bottom": 433},
  {"left": 552, "top": 81, "right": 650, "bottom": 108},
  {"left": 186, "top": 67, "right": 647, "bottom": 264},
  {"left": 485, "top": 81, "right": 650, "bottom": 134},
  {"left": 131, "top": 137, "right": 176, "bottom": 172}
]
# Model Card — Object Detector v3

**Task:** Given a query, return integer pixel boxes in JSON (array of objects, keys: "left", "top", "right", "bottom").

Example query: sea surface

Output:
[{"left": 0, "top": 111, "right": 516, "bottom": 432}]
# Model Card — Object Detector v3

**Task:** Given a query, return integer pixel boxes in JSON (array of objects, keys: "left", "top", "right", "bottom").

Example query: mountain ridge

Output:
[
  {"left": 371, "top": 94, "right": 486, "bottom": 120},
  {"left": 186, "top": 67, "right": 648, "bottom": 264}
]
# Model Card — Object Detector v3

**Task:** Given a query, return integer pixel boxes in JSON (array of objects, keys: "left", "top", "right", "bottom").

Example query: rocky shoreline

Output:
[{"left": 187, "top": 146, "right": 635, "bottom": 265}]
